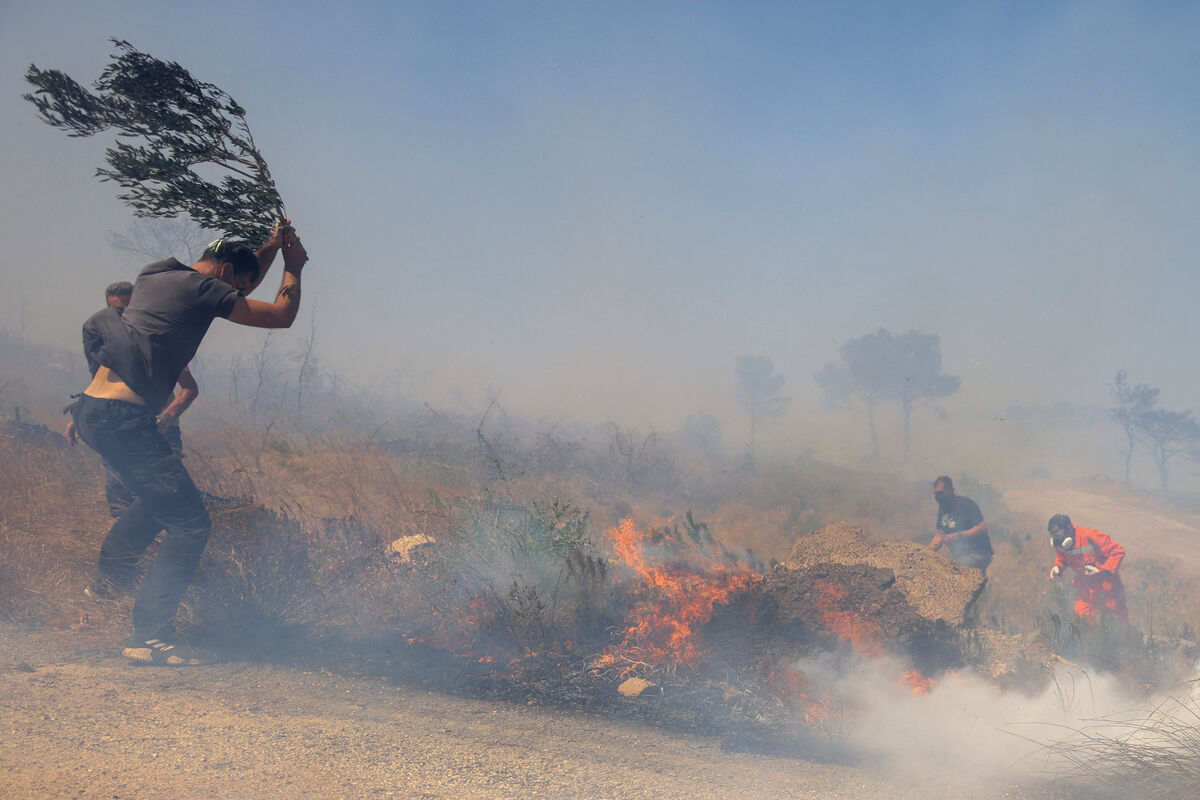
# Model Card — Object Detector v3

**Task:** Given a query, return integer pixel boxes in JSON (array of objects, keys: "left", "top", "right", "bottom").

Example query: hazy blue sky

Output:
[{"left": 2, "top": 1, "right": 1198, "bottom": 471}]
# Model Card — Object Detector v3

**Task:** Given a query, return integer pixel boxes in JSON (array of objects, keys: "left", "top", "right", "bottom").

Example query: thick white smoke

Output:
[{"left": 788, "top": 653, "right": 1144, "bottom": 796}]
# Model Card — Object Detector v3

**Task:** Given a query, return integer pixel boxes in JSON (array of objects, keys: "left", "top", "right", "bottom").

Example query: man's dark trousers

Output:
[
  {"left": 73, "top": 395, "right": 211, "bottom": 639},
  {"left": 104, "top": 425, "right": 183, "bottom": 518}
]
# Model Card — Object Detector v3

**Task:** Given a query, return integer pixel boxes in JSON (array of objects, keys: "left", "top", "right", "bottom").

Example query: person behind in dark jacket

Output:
[
  {"left": 928, "top": 475, "right": 993, "bottom": 572},
  {"left": 69, "top": 220, "right": 308, "bottom": 665}
]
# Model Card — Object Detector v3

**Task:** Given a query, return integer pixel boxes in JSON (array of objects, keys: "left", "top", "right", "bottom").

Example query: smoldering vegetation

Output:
[{"left": 3, "top": 330, "right": 1200, "bottom": 799}]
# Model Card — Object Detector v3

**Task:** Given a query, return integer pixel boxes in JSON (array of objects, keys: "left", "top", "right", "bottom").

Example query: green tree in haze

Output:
[
  {"left": 734, "top": 355, "right": 791, "bottom": 470},
  {"left": 24, "top": 38, "right": 283, "bottom": 243},
  {"left": 1139, "top": 409, "right": 1200, "bottom": 494},
  {"left": 815, "top": 328, "right": 959, "bottom": 461},
  {"left": 1109, "top": 370, "right": 1159, "bottom": 484},
  {"left": 1107, "top": 370, "right": 1200, "bottom": 492}
]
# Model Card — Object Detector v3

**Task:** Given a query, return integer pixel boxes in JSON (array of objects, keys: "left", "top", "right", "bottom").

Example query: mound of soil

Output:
[
  {"left": 784, "top": 522, "right": 986, "bottom": 627},
  {"left": 967, "top": 627, "right": 1058, "bottom": 689},
  {"left": 705, "top": 561, "right": 963, "bottom": 674}
]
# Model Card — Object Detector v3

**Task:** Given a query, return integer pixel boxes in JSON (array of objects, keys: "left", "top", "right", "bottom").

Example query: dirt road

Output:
[{"left": 0, "top": 625, "right": 1066, "bottom": 800}]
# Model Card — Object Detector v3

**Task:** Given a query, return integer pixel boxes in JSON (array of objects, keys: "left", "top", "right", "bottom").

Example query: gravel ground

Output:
[{"left": 0, "top": 624, "right": 1072, "bottom": 800}]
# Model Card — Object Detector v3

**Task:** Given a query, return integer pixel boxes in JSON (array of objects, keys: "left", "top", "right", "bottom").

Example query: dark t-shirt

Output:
[
  {"left": 82, "top": 306, "right": 120, "bottom": 376},
  {"left": 90, "top": 258, "right": 238, "bottom": 412},
  {"left": 936, "top": 495, "right": 993, "bottom": 559}
]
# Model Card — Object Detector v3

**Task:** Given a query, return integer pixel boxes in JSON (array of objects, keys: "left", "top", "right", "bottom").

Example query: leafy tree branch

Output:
[{"left": 25, "top": 38, "right": 284, "bottom": 242}]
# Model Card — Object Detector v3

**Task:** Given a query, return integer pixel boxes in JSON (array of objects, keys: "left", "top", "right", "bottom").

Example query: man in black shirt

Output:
[
  {"left": 928, "top": 475, "right": 993, "bottom": 572},
  {"left": 67, "top": 282, "right": 199, "bottom": 519},
  {"left": 69, "top": 221, "right": 308, "bottom": 665}
]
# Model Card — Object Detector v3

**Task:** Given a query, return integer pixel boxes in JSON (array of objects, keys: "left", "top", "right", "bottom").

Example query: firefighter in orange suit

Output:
[{"left": 1047, "top": 514, "right": 1129, "bottom": 622}]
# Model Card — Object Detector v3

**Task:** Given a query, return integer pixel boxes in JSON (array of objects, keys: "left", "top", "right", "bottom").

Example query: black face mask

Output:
[{"left": 933, "top": 491, "right": 948, "bottom": 503}]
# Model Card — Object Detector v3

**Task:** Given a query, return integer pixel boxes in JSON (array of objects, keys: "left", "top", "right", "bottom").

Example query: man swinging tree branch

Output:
[{"left": 70, "top": 219, "right": 309, "bottom": 665}]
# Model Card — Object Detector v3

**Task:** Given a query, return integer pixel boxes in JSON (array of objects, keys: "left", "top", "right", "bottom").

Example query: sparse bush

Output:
[
  {"left": 400, "top": 493, "right": 616, "bottom": 659},
  {"left": 183, "top": 507, "right": 383, "bottom": 654},
  {"left": 0, "top": 427, "right": 112, "bottom": 627},
  {"left": 0, "top": 524, "right": 81, "bottom": 625},
  {"left": 1038, "top": 691, "right": 1200, "bottom": 800}
]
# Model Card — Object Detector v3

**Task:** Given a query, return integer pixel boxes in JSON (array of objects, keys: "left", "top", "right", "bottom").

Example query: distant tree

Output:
[
  {"left": 814, "top": 332, "right": 889, "bottom": 457},
  {"left": 814, "top": 328, "right": 959, "bottom": 461},
  {"left": 1109, "top": 370, "right": 1159, "bottom": 484},
  {"left": 734, "top": 355, "right": 791, "bottom": 469},
  {"left": 1137, "top": 409, "right": 1200, "bottom": 494},
  {"left": 108, "top": 217, "right": 217, "bottom": 265}
]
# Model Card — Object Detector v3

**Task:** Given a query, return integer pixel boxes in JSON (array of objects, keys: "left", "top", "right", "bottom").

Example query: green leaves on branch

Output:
[{"left": 24, "top": 38, "right": 283, "bottom": 243}]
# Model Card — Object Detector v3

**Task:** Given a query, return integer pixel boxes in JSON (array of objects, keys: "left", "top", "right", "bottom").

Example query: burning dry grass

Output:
[{"left": 594, "top": 515, "right": 761, "bottom": 675}]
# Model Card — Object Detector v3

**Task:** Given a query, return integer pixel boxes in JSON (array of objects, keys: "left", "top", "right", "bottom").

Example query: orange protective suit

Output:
[{"left": 1053, "top": 526, "right": 1128, "bottom": 622}]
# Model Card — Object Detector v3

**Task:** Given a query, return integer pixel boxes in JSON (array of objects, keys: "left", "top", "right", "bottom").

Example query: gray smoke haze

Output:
[
  {"left": 2, "top": 1, "right": 1200, "bottom": 490},
  {"left": 798, "top": 655, "right": 1133, "bottom": 790}
]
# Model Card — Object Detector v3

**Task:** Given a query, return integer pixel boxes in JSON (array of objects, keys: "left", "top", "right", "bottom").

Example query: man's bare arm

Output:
[
  {"left": 227, "top": 229, "right": 308, "bottom": 329},
  {"left": 958, "top": 520, "right": 988, "bottom": 539},
  {"left": 242, "top": 218, "right": 290, "bottom": 296},
  {"left": 938, "top": 520, "right": 988, "bottom": 544},
  {"left": 157, "top": 366, "right": 199, "bottom": 428}
]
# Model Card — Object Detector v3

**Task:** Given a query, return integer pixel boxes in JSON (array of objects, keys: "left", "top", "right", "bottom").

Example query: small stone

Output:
[{"left": 618, "top": 677, "right": 656, "bottom": 697}]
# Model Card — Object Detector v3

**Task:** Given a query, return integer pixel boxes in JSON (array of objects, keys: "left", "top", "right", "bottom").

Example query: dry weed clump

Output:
[
  {"left": 1125, "top": 555, "right": 1200, "bottom": 642},
  {"left": 168, "top": 429, "right": 616, "bottom": 664},
  {"left": 1037, "top": 690, "right": 1200, "bottom": 800},
  {"left": 182, "top": 507, "right": 394, "bottom": 654},
  {"left": 397, "top": 493, "right": 616, "bottom": 661},
  {"left": 0, "top": 525, "right": 83, "bottom": 626},
  {"left": 185, "top": 426, "right": 469, "bottom": 535},
  {"left": 0, "top": 426, "right": 114, "bottom": 627}
]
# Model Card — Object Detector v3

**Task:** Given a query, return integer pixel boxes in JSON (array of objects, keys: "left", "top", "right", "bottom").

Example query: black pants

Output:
[
  {"left": 73, "top": 395, "right": 211, "bottom": 639},
  {"left": 952, "top": 548, "right": 992, "bottom": 573},
  {"left": 104, "top": 425, "right": 183, "bottom": 518}
]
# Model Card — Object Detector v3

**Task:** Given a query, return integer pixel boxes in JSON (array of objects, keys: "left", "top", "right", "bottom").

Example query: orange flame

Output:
[
  {"left": 902, "top": 669, "right": 935, "bottom": 695},
  {"left": 404, "top": 595, "right": 498, "bottom": 660},
  {"left": 812, "top": 578, "right": 884, "bottom": 658},
  {"left": 595, "top": 518, "right": 760, "bottom": 674},
  {"left": 769, "top": 665, "right": 834, "bottom": 724}
]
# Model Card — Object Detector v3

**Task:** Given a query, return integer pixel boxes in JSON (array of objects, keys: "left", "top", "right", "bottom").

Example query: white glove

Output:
[
  {"left": 1049, "top": 565, "right": 1062, "bottom": 579},
  {"left": 1083, "top": 564, "right": 1102, "bottom": 576}
]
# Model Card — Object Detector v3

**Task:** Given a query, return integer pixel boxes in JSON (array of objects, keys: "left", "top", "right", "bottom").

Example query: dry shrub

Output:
[
  {"left": 0, "top": 426, "right": 115, "bottom": 627},
  {"left": 1037, "top": 691, "right": 1200, "bottom": 800},
  {"left": 184, "top": 426, "right": 469, "bottom": 534},
  {"left": 182, "top": 507, "right": 388, "bottom": 653},
  {"left": 398, "top": 493, "right": 615, "bottom": 660},
  {"left": 176, "top": 430, "right": 473, "bottom": 652},
  {"left": 0, "top": 525, "right": 83, "bottom": 625},
  {"left": 1126, "top": 556, "right": 1200, "bottom": 642}
]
